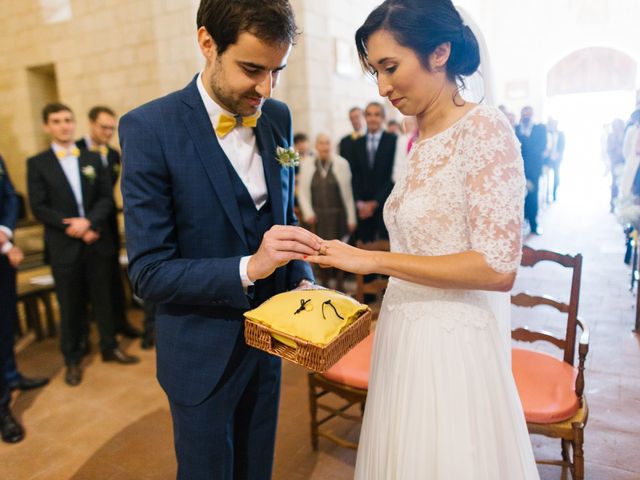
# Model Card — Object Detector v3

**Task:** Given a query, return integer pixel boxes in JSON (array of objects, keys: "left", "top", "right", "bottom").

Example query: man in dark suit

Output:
[
  {"left": 77, "top": 106, "right": 142, "bottom": 342},
  {"left": 339, "top": 106, "right": 365, "bottom": 164},
  {"left": 0, "top": 155, "right": 49, "bottom": 395},
  {"left": 1, "top": 154, "right": 49, "bottom": 443},
  {"left": 544, "top": 118, "right": 565, "bottom": 202},
  {"left": 119, "top": 1, "right": 318, "bottom": 478},
  {"left": 350, "top": 101, "right": 397, "bottom": 242},
  {"left": 28, "top": 103, "right": 139, "bottom": 387},
  {"left": 516, "top": 106, "right": 547, "bottom": 235}
]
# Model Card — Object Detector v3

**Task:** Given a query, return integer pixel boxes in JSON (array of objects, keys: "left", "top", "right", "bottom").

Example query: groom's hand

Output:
[{"left": 247, "top": 226, "right": 322, "bottom": 282}]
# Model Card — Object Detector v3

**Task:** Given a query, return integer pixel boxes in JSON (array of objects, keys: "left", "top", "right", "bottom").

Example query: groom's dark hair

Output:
[{"left": 197, "top": 0, "right": 299, "bottom": 55}]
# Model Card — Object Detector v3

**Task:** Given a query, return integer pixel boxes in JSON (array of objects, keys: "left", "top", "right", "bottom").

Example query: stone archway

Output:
[{"left": 547, "top": 47, "right": 637, "bottom": 96}]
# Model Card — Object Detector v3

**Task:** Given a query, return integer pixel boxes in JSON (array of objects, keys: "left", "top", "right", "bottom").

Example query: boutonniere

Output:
[
  {"left": 275, "top": 146, "right": 300, "bottom": 168},
  {"left": 82, "top": 165, "right": 96, "bottom": 183}
]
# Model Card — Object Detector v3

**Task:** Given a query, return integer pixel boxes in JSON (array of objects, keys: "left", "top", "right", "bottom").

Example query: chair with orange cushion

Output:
[
  {"left": 307, "top": 332, "right": 374, "bottom": 450},
  {"left": 511, "top": 245, "right": 590, "bottom": 480}
]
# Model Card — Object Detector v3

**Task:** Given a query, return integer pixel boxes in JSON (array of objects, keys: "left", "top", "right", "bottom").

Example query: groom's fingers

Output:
[
  {"left": 270, "top": 225, "right": 322, "bottom": 249},
  {"left": 273, "top": 240, "right": 320, "bottom": 256}
]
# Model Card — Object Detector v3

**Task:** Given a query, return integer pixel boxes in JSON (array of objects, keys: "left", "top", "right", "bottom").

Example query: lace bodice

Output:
[{"left": 384, "top": 105, "right": 525, "bottom": 273}]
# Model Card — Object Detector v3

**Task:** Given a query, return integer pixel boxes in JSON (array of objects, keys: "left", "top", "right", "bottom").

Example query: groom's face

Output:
[{"left": 201, "top": 30, "right": 292, "bottom": 116}]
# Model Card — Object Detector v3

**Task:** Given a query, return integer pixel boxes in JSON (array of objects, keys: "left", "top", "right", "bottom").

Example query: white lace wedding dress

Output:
[{"left": 354, "top": 105, "right": 540, "bottom": 479}]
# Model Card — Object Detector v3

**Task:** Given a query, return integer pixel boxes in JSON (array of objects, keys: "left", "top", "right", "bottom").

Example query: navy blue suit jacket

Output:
[{"left": 120, "top": 76, "right": 313, "bottom": 406}]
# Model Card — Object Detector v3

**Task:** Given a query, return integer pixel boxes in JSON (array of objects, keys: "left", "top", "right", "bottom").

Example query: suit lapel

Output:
[
  {"left": 254, "top": 114, "right": 284, "bottom": 226},
  {"left": 180, "top": 78, "right": 249, "bottom": 250},
  {"left": 46, "top": 150, "right": 80, "bottom": 214}
]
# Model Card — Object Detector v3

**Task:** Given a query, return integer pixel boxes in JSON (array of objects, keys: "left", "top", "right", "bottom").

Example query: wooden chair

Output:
[
  {"left": 511, "top": 245, "right": 590, "bottom": 480},
  {"left": 307, "top": 333, "right": 374, "bottom": 450}
]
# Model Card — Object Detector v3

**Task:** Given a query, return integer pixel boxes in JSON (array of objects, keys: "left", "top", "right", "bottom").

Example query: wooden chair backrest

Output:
[{"left": 511, "top": 245, "right": 583, "bottom": 366}]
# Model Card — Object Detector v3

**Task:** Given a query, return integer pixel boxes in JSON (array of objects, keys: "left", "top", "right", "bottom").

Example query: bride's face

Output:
[{"left": 366, "top": 30, "right": 450, "bottom": 116}]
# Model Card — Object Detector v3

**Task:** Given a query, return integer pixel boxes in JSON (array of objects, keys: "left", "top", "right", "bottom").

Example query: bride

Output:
[{"left": 306, "top": 0, "right": 540, "bottom": 478}]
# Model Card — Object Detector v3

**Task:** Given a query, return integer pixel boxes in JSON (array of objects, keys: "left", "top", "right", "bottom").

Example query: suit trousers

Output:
[
  {"left": 51, "top": 249, "right": 117, "bottom": 365},
  {"left": 168, "top": 335, "right": 281, "bottom": 480},
  {"left": 0, "top": 256, "right": 15, "bottom": 406},
  {"left": 524, "top": 175, "right": 540, "bottom": 232}
]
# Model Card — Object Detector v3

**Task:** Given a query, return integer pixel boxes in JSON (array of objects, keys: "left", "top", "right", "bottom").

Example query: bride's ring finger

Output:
[{"left": 319, "top": 244, "right": 328, "bottom": 256}]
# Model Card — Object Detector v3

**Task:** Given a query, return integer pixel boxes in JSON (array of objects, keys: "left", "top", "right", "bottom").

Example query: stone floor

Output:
[{"left": 1, "top": 177, "right": 639, "bottom": 479}]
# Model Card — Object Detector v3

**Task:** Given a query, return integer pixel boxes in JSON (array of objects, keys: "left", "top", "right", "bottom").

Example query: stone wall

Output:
[{"left": 0, "top": 0, "right": 383, "bottom": 197}]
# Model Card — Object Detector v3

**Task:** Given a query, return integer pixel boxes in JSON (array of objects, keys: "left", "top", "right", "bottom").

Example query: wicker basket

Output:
[{"left": 244, "top": 309, "right": 372, "bottom": 372}]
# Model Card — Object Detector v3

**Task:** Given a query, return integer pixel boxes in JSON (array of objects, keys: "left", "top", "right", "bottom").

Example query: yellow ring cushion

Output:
[{"left": 244, "top": 290, "right": 369, "bottom": 348}]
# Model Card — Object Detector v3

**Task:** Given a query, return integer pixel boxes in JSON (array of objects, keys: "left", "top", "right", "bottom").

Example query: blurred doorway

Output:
[{"left": 544, "top": 47, "right": 637, "bottom": 210}]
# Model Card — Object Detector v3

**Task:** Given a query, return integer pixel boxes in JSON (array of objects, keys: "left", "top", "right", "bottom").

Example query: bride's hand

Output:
[{"left": 305, "top": 239, "right": 376, "bottom": 275}]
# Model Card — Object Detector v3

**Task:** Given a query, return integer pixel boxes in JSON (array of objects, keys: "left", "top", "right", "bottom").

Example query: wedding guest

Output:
[
  {"left": 339, "top": 106, "right": 365, "bottom": 163},
  {"left": 28, "top": 103, "right": 139, "bottom": 387},
  {"left": 516, "top": 106, "right": 547, "bottom": 235},
  {"left": 349, "top": 102, "right": 397, "bottom": 299},
  {"left": 544, "top": 118, "right": 565, "bottom": 202},
  {"left": 350, "top": 101, "right": 396, "bottom": 242},
  {"left": 620, "top": 109, "right": 640, "bottom": 197},
  {"left": 307, "top": 0, "right": 538, "bottom": 476},
  {"left": 77, "top": 106, "right": 142, "bottom": 342},
  {"left": 0, "top": 155, "right": 49, "bottom": 395},
  {"left": 293, "top": 132, "right": 311, "bottom": 158},
  {"left": 1, "top": 154, "right": 50, "bottom": 444},
  {"left": 607, "top": 118, "right": 625, "bottom": 211},
  {"left": 386, "top": 119, "right": 401, "bottom": 135},
  {"left": 297, "top": 133, "right": 356, "bottom": 290}
]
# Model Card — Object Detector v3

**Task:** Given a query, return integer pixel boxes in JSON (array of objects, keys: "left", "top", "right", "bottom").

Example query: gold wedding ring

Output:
[{"left": 319, "top": 244, "right": 328, "bottom": 256}]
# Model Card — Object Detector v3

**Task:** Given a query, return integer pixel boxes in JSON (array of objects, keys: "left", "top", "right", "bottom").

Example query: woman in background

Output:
[{"left": 297, "top": 133, "right": 356, "bottom": 290}]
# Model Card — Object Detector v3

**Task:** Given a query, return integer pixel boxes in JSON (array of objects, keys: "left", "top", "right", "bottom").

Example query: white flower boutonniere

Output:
[
  {"left": 82, "top": 165, "right": 96, "bottom": 183},
  {"left": 275, "top": 146, "right": 300, "bottom": 168}
]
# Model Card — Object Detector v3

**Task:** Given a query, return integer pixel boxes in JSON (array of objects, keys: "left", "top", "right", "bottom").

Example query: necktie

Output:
[
  {"left": 55, "top": 147, "right": 81, "bottom": 159},
  {"left": 367, "top": 135, "right": 376, "bottom": 168},
  {"left": 215, "top": 112, "right": 261, "bottom": 138}
]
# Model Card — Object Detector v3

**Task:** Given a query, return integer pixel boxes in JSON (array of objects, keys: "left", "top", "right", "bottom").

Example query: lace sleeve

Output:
[{"left": 463, "top": 109, "right": 525, "bottom": 273}]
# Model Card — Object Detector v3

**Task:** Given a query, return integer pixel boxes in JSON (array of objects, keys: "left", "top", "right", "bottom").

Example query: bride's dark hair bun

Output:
[
  {"left": 448, "top": 25, "right": 481, "bottom": 77},
  {"left": 355, "top": 0, "right": 481, "bottom": 84}
]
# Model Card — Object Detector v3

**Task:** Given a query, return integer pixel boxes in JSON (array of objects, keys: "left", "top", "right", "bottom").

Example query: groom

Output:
[{"left": 119, "top": 1, "right": 318, "bottom": 478}]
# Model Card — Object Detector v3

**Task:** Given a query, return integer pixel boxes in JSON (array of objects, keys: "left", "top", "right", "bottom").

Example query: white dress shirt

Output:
[
  {"left": 366, "top": 130, "right": 383, "bottom": 167},
  {"left": 196, "top": 72, "right": 268, "bottom": 287},
  {"left": 52, "top": 143, "right": 85, "bottom": 217}
]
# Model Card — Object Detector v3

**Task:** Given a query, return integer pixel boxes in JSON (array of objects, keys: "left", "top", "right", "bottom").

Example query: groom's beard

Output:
[{"left": 209, "top": 71, "right": 263, "bottom": 116}]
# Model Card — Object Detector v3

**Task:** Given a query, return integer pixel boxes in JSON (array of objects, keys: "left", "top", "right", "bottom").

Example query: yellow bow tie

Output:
[
  {"left": 55, "top": 147, "right": 80, "bottom": 159},
  {"left": 215, "top": 112, "right": 260, "bottom": 138},
  {"left": 90, "top": 145, "right": 108, "bottom": 156}
]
